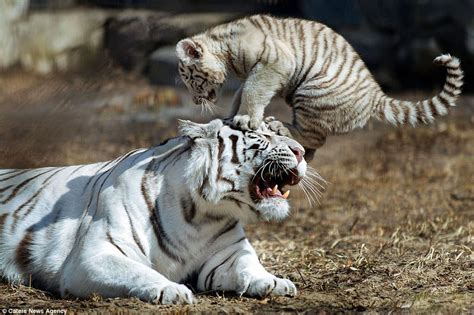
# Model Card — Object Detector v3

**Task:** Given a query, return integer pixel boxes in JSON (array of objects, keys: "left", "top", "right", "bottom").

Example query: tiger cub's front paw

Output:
[
  {"left": 240, "top": 272, "right": 297, "bottom": 298},
  {"left": 233, "top": 115, "right": 262, "bottom": 130},
  {"left": 264, "top": 117, "right": 292, "bottom": 137}
]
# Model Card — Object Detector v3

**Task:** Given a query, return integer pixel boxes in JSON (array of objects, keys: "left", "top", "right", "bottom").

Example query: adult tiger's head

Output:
[
  {"left": 176, "top": 38, "right": 226, "bottom": 107},
  {"left": 179, "top": 119, "right": 307, "bottom": 222}
]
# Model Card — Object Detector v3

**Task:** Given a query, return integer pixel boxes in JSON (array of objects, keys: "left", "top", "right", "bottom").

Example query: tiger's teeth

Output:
[
  {"left": 272, "top": 185, "right": 278, "bottom": 195},
  {"left": 283, "top": 190, "right": 290, "bottom": 199}
]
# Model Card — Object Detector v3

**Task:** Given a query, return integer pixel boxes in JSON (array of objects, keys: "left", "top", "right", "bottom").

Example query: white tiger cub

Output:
[
  {"left": 0, "top": 119, "right": 306, "bottom": 304},
  {"left": 176, "top": 15, "right": 463, "bottom": 159}
]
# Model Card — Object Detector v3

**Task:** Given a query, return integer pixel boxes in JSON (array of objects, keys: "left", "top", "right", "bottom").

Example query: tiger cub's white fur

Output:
[
  {"left": 177, "top": 15, "right": 464, "bottom": 159},
  {"left": 0, "top": 119, "right": 306, "bottom": 304}
]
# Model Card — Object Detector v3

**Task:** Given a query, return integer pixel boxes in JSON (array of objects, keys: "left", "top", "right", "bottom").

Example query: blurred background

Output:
[
  {"left": 0, "top": 0, "right": 473, "bottom": 168},
  {"left": 0, "top": 2, "right": 473, "bottom": 312}
]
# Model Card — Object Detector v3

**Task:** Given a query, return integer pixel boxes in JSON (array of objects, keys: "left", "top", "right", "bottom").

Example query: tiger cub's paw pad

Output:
[
  {"left": 132, "top": 283, "right": 194, "bottom": 305},
  {"left": 249, "top": 117, "right": 263, "bottom": 130},
  {"left": 245, "top": 275, "right": 297, "bottom": 298},
  {"left": 232, "top": 115, "right": 252, "bottom": 130},
  {"left": 265, "top": 119, "right": 292, "bottom": 137}
]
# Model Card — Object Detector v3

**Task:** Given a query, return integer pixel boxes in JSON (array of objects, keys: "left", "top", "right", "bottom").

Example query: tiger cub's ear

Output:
[
  {"left": 176, "top": 39, "right": 202, "bottom": 65},
  {"left": 178, "top": 119, "right": 223, "bottom": 139}
]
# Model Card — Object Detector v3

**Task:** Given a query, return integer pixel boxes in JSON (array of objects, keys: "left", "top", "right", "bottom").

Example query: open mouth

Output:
[{"left": 250, "top": 167, "right": 301, "bottom": 201}]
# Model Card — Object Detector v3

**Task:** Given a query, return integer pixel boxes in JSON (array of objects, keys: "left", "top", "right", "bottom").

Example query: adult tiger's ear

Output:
[
  {"left": 178, "top": 119, "right": 223, "bottom": 139},
  {"left": 176, "top": 39, "right": 202, "bottom": 65}
]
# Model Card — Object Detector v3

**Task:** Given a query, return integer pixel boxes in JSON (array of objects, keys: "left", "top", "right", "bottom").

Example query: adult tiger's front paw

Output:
[
  {"left": 130, "top": 282, "right": 195, "bottom": 305},
  {"left": 233, "top": 115, "right": 263, "bottom": 130},
  {"left": 239, "top": 272, "right": 297, "bottom": 298}
]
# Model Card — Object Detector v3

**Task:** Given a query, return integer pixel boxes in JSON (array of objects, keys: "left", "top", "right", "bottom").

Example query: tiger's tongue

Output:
[
  {"left": 261, "top": 184, "right": 290, "bottom": 199},
  {"left": 264, "top": 186, "right": 282, "bottom": 197}
]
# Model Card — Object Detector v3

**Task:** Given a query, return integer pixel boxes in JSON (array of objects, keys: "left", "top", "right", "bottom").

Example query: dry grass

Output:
[{"left": 0, "top": 68, "right": 472, "bottom": 313}]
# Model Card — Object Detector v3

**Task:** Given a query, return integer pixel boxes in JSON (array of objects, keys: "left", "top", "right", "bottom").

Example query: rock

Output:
[
  {"left": 0, "top": 0, "right": 29, "bottom": 69},
  {"left": 0, "top": 6, "right": 109, "bottom": 73},
  {"left": 20, "top": 9, "right": 109, "bottom": 73},
  {"left": 29, "top": 0, "right": 77, "bottom": 10},
  {"left": 105, "top": 11, "right": 239, "bottom": 72},
  {"left": 147, "top": 46, "right": 179, "bottom": 86}
]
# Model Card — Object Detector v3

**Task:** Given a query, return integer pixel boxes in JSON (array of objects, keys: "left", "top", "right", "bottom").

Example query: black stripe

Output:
[
  {"left": 11, "top": 190, "right": 43, "bottom": 230},
  {"left": 437, "top": 93, "right": 451, "bottom": 107},
  {"left": 0, "top": 213, "right": 8, "bottom": 234},
  {"left": 142, "top": 161, "right": 183, "bottom": 262},
  {"left": 217, "top": 134, "right": 225, "bottom": 161},
  {"left": 208, "top": 219, "right": 239, "bottom": 246},
  {"left": 444, "top": 80, "right": 460, "bottom": 91},
  {"left": 428, "top": 99, "right": 438, "bottom": 117},
  {"left": 295, "top": 22, "right": 307, "bottom": 81},
  {"left": 198, "top": 144, "right": 214, "bottom": 199},
  {"left": 0, "top": 185, "right": 13, "bottom": 193},
  {"left": 220, "top": 177, "right": 236, "bottom": 191},
  {"left": 106, "top": 230, "right": 127, "bottom": 256},
  {"left": 19, "top": 197, "right": 41, "bottom": 222},
  {"left": 229, "top": 135, "right": 239, "bottom": 164},
  {"left": 319, "top": 46, "right": 348, "bottom": 88},
  {"left": 159, "top": 145, "right": 191, "bottom": 172},
  {"left": 1, "top": 169, "right": 54, "bottom": 204},
  {"left": 205, "top": 248, "right": 241, "bottom": 290},
  {"left": 16, "top": 229, "right": 33, "bottom": 271},
  {"left": 447, "top": 72, "right": 463, "bottom": 79},
  {"left": 203, "top": 212, "right": 226, "bottom": 223},
  {"left": 181, "top": 198, "right": 197, "bottom": 224},
  {"left": 442, "top": 88, "right": 457, "bottom": 99},
  {"left": 0, "top": 170, "right": 31, "bottom": 182},
  {"left": 260, "top": 15, "right": 273, "bottom": 31},
  {"left": 90, "top": 150, "right": 137, "bottom": 215},
  {"left": 228, "top": 52, "right": 240, "bottom": 76},
  {"left": 444, "top": 64, "right": 458, "bottom": 70},
  {"left": 68, "top": 164, "right": 87, "bottom": 177},
  {"left": 124, "top": 203, "right": 146, "bottom": 256},
  {"left": 82, "top": 159, "right": 117, "bottom": 194},
  {"left": 10, "top": 168, "right": 64, "bottom": 231},
  {"left": 0, "top": 170, "right": 22, "bottom": 177}
]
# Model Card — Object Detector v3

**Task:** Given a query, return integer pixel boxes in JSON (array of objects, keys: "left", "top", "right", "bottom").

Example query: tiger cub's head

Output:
[
  {"left": 179, "top": 119, "right": 307, "bottom": 222},
  {"left": 176, "top": 38, "right": 226, "bottom": 107}
]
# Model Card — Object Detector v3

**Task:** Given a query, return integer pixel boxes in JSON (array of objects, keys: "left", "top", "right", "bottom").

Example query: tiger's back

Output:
[{"left": 0, "top": 158, "right": 139, "bottom": 290}]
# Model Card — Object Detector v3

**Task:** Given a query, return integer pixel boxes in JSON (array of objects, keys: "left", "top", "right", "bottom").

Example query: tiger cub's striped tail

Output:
[{"left": 375, "top": 54, "right": 463, "bottom": 126}]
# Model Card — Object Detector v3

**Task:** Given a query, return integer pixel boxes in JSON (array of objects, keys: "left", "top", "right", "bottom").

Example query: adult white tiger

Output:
[{"left": 0, "top": 119, "right": 306, "bottom": 304}]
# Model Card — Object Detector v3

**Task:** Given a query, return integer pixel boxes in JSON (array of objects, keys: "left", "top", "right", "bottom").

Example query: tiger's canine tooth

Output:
[
  {"left": 283, "top": 190, "right": 290, "bottom": 199},
  {"left": 272, "top": 185, "right": 278, "bottom": 194}
]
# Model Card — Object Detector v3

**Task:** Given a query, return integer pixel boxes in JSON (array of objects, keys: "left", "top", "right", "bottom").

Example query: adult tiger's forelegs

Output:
[
  {"left": 60, "top": 247, "right": 194, "bottom": 304},
  {"left": 197, "top": 238, "right": 296, "bottom": 297}
]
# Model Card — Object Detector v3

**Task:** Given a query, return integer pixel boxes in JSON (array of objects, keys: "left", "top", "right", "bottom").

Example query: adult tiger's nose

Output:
[{"left": 291, "top": 147, "right": 304, "bottom": 163}]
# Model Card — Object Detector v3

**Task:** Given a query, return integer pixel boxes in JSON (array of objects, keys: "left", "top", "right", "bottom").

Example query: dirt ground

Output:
[{"left": 0, "top": 65, "right": 472, "bottom": 314}]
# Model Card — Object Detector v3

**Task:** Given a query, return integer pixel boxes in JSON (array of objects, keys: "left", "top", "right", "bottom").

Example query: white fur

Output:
[{"left": 0, "top": 119, "right": 305, "bottom": 304}]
